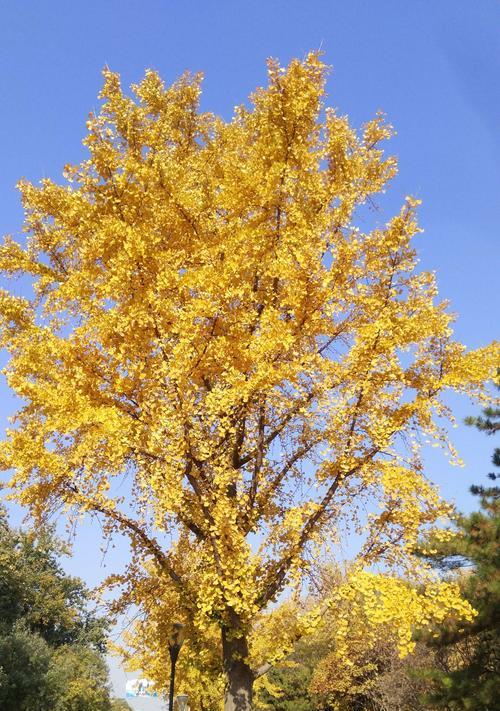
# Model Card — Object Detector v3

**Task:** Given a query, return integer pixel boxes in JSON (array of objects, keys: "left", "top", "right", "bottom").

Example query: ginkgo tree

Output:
[{"left": 0, "top": 54, "right": 496, "bottom": 711}]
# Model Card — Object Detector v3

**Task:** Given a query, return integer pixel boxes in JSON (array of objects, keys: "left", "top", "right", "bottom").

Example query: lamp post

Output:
[{"left": 168, "top": 622, "right": 185, "bottom": 711}]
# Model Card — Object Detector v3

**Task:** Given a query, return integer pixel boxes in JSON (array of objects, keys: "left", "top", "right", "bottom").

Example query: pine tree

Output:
[{"left": 418, "top": 394, "right": 500, "bottom": 709}]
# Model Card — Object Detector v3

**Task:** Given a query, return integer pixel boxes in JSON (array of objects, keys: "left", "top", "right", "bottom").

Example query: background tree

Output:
[
  {"left": 0, "top": 622, "right": 54, "bottom": 711},
  {"left": 416, "top": 393, "right": 499, "bottom": 710},
  {"left": 255, "top": 637, "right": 317, "bottom": 711},
  {"left": 0, "top": 53, "right": 496, "bottom": 710},
  {"left": 465, "top": 381, "right": 499, "bottom": 495},
  {"left": 308, "top": 627, "right": 430, "bottom": 711},
  {"left": 0, "top": 508, "right": 112, "bottom": 711},
  {"left": 256, "top": 565, "right": 431, "bottom": 711}
]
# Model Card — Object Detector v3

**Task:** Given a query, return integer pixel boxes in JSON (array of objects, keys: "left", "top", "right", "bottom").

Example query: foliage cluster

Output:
[
  {"left": 0, "top": 51, "right": 497, "bottom": 709},
  {"left": 0, "top": 510, "right": 112, "bottom": 711},
  {"left": 256, "top": 399, "right": 500, "bottom": 711}
]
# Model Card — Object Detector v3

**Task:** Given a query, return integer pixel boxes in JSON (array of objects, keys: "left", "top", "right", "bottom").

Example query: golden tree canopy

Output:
[{"left": 0, "top": 53, "right": 496, "bottom": 706}]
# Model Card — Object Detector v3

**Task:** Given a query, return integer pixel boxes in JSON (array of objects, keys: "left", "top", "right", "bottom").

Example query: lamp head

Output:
[
  {"left": 175, "top": 694, "right": 189, "bottom": 711},
  {"left": 168, "top": 622, "right": 185, "bottom": 651}
]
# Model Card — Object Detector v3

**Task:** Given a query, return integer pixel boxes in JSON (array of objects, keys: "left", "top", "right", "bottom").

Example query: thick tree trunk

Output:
[{"left": 222, "top": 623, "right": 254, "bottom": 711}]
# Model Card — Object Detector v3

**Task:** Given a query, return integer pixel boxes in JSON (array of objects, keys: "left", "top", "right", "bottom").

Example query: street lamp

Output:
[
  {"left": 175, "top": 694, "right": 189, "bottom": 711},
  {"left": 168, "top": 622, "right": 185, "bottom": 711}
]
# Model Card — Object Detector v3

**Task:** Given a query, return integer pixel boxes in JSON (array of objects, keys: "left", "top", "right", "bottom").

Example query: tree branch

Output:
[
  {"left": 237, "top": 390, "right": 316, "bottom": 468},
  {"left": 64, "top": 483, "right": 184, "bottom": 587}
]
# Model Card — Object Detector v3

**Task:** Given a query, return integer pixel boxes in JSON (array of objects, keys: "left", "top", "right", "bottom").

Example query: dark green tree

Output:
[
  {"left": 465, "top": 392, "right": 499, "bottom": 494},
  {"left": 0, "top": 507, "right": 112, "bottom": 711},
  {"left": 0, "top": 622, "right": 54, "bottom": 711},
  {"left": 418, "top": 395, "right": 499, "bottom": 710},
  {"left": 256, "top": 636, "right": 317, "bottom": 711}
]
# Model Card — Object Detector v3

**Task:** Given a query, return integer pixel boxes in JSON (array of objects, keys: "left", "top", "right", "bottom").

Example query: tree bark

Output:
[{"left": 222, "top": 622, "right": 254, "bottom": 711}]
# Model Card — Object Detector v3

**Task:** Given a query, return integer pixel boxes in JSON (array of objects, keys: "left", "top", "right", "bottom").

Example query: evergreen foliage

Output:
[
  {"left": 418, "top": 395, "right": 499, "bottom": 709},
  {"left": 0, "top": 508, "right": 112, "bottom": 711}
]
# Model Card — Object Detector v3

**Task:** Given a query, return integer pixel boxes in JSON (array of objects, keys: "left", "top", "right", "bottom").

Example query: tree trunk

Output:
[{"left": 222, "top": 623, "right": 254, "bottom": 711}]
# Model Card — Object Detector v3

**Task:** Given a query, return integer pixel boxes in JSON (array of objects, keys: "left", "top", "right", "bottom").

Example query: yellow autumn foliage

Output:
[{"left": 0, "top": 53, "right": 496, "bottom": 708}]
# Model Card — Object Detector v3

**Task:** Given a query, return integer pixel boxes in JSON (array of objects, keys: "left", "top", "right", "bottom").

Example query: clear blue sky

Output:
[{"left": 0, "top": 0, "right": 498, "bottom": 702}]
